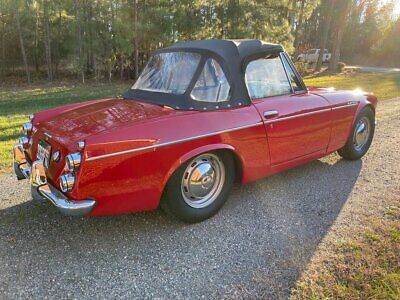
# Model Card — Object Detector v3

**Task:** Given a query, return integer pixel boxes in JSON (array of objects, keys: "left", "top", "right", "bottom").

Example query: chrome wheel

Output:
[
  {"left": 181, "top": 153, "right": 225, "bottom": 209},
  {"left": 353, "top": 116, "right": 370, "bottom": 151}
]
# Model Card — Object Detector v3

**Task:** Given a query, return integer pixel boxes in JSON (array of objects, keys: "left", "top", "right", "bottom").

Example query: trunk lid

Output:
[{"left": 37, "top": 98, "right": 184, "bottom": 147}]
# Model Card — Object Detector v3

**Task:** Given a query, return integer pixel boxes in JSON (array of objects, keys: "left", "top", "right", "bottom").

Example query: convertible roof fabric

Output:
[
  {"left": 167, "top": 39, "right": 284, "bottom": 62},
  {"left": 124, "top": 39, "right": 285, "bottom": 110}
]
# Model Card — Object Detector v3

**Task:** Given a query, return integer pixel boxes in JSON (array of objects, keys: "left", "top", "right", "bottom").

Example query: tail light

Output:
[
  {"left": 22, "top": 122, "right": 33, "bottom": 135},
  {"left": 59, "top": 173, "right": 75, "bottom": 192},
  {"left": 65, "top": 152, "right": 81, "bottom": 172}
]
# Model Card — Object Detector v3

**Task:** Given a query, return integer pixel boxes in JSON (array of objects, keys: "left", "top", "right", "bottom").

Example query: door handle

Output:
[{"left": 263, "top": 110, "right": 279, "bottom": 119}]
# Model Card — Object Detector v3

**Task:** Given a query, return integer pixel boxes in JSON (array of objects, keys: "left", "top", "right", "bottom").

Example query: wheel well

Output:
[
  {"left": 365, "top": 103, "right": 375, "bottom": 114},
  {"left": 212, "top": 149, "right": 243, "bottom": 183},
  {"left": 159, "top": 148, "right": 243, "bottom": 209}
]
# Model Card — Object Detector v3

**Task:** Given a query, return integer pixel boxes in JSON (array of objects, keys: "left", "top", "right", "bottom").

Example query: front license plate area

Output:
[{"left": 37, "top": 140, "right": 52, "bottom": 167}]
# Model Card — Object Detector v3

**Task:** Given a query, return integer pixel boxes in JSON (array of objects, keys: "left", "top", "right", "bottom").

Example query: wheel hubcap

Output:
[
  {"left": 181, "top": 154, "right": 225, "bottom": 209},
  {"left": 353, "top": 117, "right": 370, "bottom": 151}
]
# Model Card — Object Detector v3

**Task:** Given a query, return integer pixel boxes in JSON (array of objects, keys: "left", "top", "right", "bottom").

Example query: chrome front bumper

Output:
[{"left": 13, "top": 143, "right": 96, "bottom": 216}]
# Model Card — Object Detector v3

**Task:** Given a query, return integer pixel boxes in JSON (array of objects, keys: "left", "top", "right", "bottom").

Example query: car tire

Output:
[
  {"left": 161, "top": 152, "right": 235, "bottom": 223},
  {"left": 338, "top": 106, "right": 375, "bottom": 160}
]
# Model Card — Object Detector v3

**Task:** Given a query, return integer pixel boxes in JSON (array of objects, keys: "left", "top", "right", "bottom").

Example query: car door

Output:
[{"left": 247, "top": 53, "right": 331, "bottom": 165}]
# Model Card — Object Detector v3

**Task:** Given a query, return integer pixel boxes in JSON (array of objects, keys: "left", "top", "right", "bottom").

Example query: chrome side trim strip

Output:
[
  {"left": 332, "top": 102, "right": 358, "bottom": 110},
  {"left": 86, "top": 121, "right": 264, "bottom": 161},
  {"left": 86, "top": 102, "right": 358, "bottom": 162},
  {"left": 264, "top": 107, "right": 332, "bottom": 124}
]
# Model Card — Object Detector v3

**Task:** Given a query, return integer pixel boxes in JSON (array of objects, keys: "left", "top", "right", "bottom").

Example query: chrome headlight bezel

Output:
[
  {"left": 65, "top": 152, "right": 81, "bottom": 172},
  {"left": 22, "top": 122, "right": 33, "bottom": 136},
  {"left": 59, "top": 173, "right": 75, "bottom": 192}
]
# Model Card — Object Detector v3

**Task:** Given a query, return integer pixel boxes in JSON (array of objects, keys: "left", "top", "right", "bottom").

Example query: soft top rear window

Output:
[{"left": 132, "top": 52, "right": 201, "bottom": 95}]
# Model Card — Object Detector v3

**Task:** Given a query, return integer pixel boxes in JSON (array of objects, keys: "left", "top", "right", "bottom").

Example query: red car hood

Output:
[{"left": 38, "top": 98, "right": 184, "bottom": 146}]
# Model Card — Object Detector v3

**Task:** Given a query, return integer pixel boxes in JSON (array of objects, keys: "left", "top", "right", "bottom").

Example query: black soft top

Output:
[
  {"left": 168, "top": 39, "right": 284, "bottom": 62},
  {"left": 124, "top": 39, "right": 285, "bottom": 110}
]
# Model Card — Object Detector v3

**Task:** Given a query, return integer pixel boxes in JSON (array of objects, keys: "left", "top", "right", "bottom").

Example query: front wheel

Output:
[
  {"left": 161, "top": 152, "right": 235, "bottom": 223},
  {"left": 338, "top": 106, "right": 375, "bottom": 160}
]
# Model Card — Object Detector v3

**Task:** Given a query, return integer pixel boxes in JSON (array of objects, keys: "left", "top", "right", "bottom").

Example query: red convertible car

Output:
[{"left": 13, "top": 39, "right": 377, "bottom": 222}]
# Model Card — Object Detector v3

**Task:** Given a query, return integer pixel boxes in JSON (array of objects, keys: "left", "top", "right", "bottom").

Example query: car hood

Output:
[{"left": 38, "top": 98, "right": 185, "bottom": 146}]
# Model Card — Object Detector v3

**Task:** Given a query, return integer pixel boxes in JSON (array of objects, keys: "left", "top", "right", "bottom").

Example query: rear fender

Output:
[{"left": 161, "top": 143, "right": 244, "bottom": 190}]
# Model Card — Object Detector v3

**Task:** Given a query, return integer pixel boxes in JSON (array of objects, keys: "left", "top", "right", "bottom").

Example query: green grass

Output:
[
  {"left": 304, "top": 73, "right": 400, "bottom": 100},
  {"left": 0, "top": 83, "right": 129, "bottom": 173},
  {"left": 291, "top": 206, "right": 400, "bottom": 300}
]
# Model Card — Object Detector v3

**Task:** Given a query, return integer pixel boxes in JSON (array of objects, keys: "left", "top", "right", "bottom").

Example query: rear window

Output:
[{"left": 132, "top": 52, "right": 201, "bottom": 95}]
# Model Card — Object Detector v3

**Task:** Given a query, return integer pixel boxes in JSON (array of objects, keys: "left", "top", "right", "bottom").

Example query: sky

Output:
[
  {"left": 383, "top": 0, "right": 400, "bottom": 17},
  {"left": 396, "top": 1, "right": 400, "bottom": 17}
]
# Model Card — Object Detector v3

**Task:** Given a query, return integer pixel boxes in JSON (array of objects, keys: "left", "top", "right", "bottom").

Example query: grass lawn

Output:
[
  {"left": 0, "top": 72, "right": 399, "bottom": 174},
  {"left": 291, "top": 206, "right": 400, "bottom": 299},
  {"left": 304, "top": 73, "right": 400, "bottom": 100}
]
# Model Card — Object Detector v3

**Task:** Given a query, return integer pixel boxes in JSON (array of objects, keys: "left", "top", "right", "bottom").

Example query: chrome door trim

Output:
[
  {"left": 86, "top": 121, "right": 264, "bottom": 161},
  {"left": 264, "top": 102, "right": 358, "bottom": 124},
  {"left": 264, "top": 107, "right": 332, "bottom": 124}
]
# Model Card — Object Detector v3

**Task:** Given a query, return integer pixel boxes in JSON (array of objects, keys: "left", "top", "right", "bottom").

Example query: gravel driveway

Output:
[{"left": 1, "top": 98, "right": 399, "bottom": 299}]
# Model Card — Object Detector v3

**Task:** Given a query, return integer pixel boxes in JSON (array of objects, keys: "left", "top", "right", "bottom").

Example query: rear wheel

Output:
[
  {"left": 338, "top": 107, "right": 375, "bottom": 160},
  {"left": 161, "top": 152, "right": 235, "bottom": 223}
]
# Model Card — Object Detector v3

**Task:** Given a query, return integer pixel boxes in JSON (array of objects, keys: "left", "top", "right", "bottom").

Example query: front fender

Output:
[{"left": 352, "top": 94, "right": 378, "bottom": 126}]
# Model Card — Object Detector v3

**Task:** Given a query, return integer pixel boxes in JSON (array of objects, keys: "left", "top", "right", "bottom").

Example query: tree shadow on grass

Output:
[{"left": 0, "top": 155, "right": 361, "bottom": 299}]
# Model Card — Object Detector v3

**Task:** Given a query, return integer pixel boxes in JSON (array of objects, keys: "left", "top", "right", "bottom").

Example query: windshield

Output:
[{"left": 132, "top": 52, "right": 201, "bottom": 94}]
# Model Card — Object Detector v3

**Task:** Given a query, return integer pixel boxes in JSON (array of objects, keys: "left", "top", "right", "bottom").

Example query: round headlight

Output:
[
  {"left": 66, "top": 152, "right": 81, "bottom": 171},
  {"left": 22, "top": 122, "right": 33, "bottom": 135},
  {"left": 59, "top": 173, "right": 75, "bottom": 192}
]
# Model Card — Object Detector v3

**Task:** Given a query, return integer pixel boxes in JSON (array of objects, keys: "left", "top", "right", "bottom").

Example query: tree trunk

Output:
[
  {"left": 43, "top": 0, "right": 53, "bottom": 81},
  {"left": 34, "top": 0, "right": 40, "bottom": 73},
  {"left": 15, "top": 2, "right": 31, "bottom": 84},
  {"left": 294, "top": 0, "right": 306, "bottom": 56},
  {"left": 74, "top": 0, "right": 84, "bottom": 83},
  {"left": 1, "top": 29, "right": 5, "bottom": 80},
  {"left": 87, "top": 2, "right": 94, "bottom": 74},
  {"left": 120, "top": 55, "right": 124, "bottom": 80},
  {"left": 133, "top": 0, "right": 139, "bottom": 79},
  {"left": 328, "top": 0, "right": 351, "bottom": 72},
  {"left": 108, "top": 60, "right": 112, "bottom": 83},
  {"left": 315, "top": 0, "right": 335, "bottom": 71},
  {"left": 1, "top": 2, "right": 5, "bottom": 81}
]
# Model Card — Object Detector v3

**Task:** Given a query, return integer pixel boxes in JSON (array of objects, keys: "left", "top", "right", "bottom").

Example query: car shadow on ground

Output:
[{"left": 0, "top": 154, "right": 361, "bottom": 299}]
